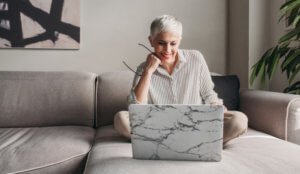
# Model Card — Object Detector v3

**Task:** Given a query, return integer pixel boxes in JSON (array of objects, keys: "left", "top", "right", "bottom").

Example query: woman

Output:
[{"left": 115, "top": 15, "right": 248, "bottom": 144}]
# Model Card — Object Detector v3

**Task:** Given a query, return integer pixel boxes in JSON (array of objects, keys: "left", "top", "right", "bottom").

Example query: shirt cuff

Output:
[
  {"left": 205, "top": 96, "right": 223, "bottom": 105},
  {"left": 127, "top": 89, "right": 144, "bottom": 104}
]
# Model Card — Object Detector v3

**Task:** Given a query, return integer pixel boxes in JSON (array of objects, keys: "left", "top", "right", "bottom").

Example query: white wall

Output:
[
  {"left": 228, "top": 0, "right": 249, "bottom": 89},
  {"left": 249, "top": 0, "right": 272, "bottom": 90},
  {"left": 0, "top": 0, "right": 228, "bottom": 75},
  {"left": 228, "top": 0, "right": 274, "bottom": 89}
]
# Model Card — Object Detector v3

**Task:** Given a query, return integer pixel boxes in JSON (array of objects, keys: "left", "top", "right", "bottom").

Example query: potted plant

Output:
[{"left": 250, "top": 0, "right": 300, "bottom": 94}]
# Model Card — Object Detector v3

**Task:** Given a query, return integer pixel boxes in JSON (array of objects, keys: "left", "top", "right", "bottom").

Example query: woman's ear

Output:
[{"left": 148, "top": 36, "right": 154, "bottom": 47}]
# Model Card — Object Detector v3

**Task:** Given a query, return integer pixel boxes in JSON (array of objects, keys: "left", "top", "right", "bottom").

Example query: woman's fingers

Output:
[
  {"left": 144, "top": 54, "right": 161, "bottom": 74},
  {"left": 150, "top": 54, "right": 161, "bottom": 65}
]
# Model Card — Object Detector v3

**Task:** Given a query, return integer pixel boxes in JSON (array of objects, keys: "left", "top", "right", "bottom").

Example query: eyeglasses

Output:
[
  {"left": 122, "top": 60, "right": 142, "bottom": 76},
  {"left": 122, "top": 43, "right": 153, "bottom": 77}
]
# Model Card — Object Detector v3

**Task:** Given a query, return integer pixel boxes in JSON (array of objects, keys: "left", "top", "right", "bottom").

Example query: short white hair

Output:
[{"left": 150, "top": 15, "right": 182, "bottom": 39}]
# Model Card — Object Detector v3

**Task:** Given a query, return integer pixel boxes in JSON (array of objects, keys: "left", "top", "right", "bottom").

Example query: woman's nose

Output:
[{"left": 164, "top": 44, "right": 171, "bottom": 52}]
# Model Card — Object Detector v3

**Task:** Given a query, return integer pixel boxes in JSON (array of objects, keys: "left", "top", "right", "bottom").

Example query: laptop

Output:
[{"left": 128, "top": 104, "right": 224, "bottom": 161}]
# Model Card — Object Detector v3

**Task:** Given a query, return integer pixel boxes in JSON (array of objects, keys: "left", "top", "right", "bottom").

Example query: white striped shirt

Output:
[{"left": 128, "top": 49, "right": 222, "bottom": 105}]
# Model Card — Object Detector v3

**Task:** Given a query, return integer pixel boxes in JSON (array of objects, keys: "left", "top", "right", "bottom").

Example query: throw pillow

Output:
[{"left": 211, "top": 75, "right": 240, "bottom": 110}]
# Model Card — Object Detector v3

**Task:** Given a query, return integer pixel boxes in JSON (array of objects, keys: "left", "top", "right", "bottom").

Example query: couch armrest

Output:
[{"left": 239, "top": 89, "right": 300, "bottom": 144}]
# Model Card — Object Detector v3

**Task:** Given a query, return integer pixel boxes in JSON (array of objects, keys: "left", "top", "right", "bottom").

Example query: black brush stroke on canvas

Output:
[{"left": 0, "top": 0, "right": 80, "bottom": 48}]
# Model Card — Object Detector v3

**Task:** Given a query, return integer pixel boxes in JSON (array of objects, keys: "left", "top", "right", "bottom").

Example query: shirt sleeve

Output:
[
  {"left": 127, "top": 63, "right": 146, "bottom": 105},
  {"left": 197, "top": 51, "right": 223, "bottom": 105},
  {"left": 127, "top": 79, "right": 141, "bottom": 104}
]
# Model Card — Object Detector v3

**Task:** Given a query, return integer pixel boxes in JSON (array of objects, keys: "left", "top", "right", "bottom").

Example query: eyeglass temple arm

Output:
[{"left": 123, "top": 43, "right": 154, "bottom": 76}]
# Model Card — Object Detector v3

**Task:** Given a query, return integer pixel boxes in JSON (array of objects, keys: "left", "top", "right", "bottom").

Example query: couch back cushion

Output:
[
  {"left": 97, "top": 71, "right": 240, "bottom": 127},
  {"left": 0, "top": 71, "right": 96, "bottom": 127},
  {"left": 97, "top": 71, "right": 134, "bottom": 126}
]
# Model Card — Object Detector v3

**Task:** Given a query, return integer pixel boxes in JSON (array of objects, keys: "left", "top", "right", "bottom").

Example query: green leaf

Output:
[
  {"left": 250, "top": 65, "right": 257, "bottom": 85},
  {"left": 255, "top": 59, "right": 264, "bottom": 76},
  {"left": 267, "top": 46, "right": 279, "bottom": 78},
  {"left": 280, "top": 0, "right": 299, "bottom": 11},
  {"left": 287, "top": 8, "right": 299, "bottom": 26},
  {"left": 259, "top": 60, "right": 267, "bottom": 86},
  {"left": 282, "top": 49, "right": 300, "bottom": 70},
  {"left": 255, "top": 52, "right": 268, "bottom": 76},
  {"left": 281, "top": 49, "right": 296, "bottom": 70},
  {"left": 279, "top": 27, "right": 300, "bottom": 43},
  {"left": 285, "top": 88, "right": 300, "bottom": 94},
  {"left": 278, "top": 45, "right": 290, "bottom": 57},
  {"left": 269, "top": 54, "right": 280, "bottom": 80},
  {"left": 279, "top": 40, "right": 291, "bottom": 48},
  {"left": 279, "top": 14, "right": 286, "bottom": 22},
  {"left": 293, "top": 15, "right": 300, "bottom": 28},
  {"left": 297, "top": 18, "right": 300, "bottom": 28},
  {"left": 280, "top": 0, "right": 300, "bottom": 15},
  {"left": 284, "top": 55, "right": 300, "bottom": 79},
  {"left": 284, "top": 81, "right": 300, "bottom": 94},
  {"left": 250, "top": 57, "right": 268, "bottom": 86},
  {"left": 289, "top": 66, "right": 300, "bottom": 83}
]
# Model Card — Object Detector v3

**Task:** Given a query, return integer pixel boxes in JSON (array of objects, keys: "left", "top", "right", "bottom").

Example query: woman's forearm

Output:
[{"left": 134, "top": 71, "right": 152, "bottom": 103}]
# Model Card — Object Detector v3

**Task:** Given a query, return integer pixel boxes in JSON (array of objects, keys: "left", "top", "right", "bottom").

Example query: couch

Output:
[
  {"left": 0, "top": 71, "right": 96, "bottom": 174},
  {"left": 1, "top": 71, "right": 300, "bottom": 174}
]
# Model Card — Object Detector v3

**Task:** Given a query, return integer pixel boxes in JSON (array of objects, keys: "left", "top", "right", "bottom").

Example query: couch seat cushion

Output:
[
  {"left": 84, "top": 125, "right": 300, "bottom": 174},
  {"left": 0, "top": 126, "right": 95, "bottom": 174}
]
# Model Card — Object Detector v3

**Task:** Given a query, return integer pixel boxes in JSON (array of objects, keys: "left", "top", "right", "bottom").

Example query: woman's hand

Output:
[
  {"left": 223, "top": 105, "right": 228, "bottom": 112},
  {"left": 210, "top": 102, "right": 228, "bottom": 112},
  {"left": 143, "top": 54, "right": 161, "bottom": 75}
]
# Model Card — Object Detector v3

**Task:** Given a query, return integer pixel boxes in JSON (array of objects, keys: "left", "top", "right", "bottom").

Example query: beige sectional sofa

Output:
[
  {"left": 0, "top": 72, "right": 96, "bottom": 174},
  {"left": 0, "top": 71, "right": 300, "bottom": 174}
]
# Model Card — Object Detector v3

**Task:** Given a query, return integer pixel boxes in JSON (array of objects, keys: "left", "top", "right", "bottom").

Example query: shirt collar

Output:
[{"left": 177, "top": 49, "right": 187, "bottom": 65}]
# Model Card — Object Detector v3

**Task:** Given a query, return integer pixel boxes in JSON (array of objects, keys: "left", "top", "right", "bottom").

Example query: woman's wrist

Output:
[{"left": 142, "top": 68, "right": 154, "bottom": 77}]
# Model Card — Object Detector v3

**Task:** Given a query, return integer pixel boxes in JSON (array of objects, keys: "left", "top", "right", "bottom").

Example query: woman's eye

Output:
[{"left": 171, "top": 43, "right": 177, "bottom": 46}]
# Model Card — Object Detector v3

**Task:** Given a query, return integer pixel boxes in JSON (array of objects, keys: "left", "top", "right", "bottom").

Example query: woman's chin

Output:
[{"left": 160, "top": 55, "right": 172, "bottom": 61}]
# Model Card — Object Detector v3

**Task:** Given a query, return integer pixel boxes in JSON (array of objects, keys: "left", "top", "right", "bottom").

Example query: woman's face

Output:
[{"left": 149, "top": 31, "right": 181, "bottom": 64}]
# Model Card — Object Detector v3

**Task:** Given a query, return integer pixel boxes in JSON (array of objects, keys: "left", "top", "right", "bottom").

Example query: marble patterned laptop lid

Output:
[{"left": 128, "top": 104, "right": 224, "bottom": 161}]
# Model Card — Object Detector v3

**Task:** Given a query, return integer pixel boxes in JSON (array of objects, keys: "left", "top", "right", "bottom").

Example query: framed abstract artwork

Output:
[{"left": 0, "top": 0, "right": 80, "bottom": 49}]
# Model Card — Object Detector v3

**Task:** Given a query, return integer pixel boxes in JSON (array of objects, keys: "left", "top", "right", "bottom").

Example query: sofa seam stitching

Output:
[{"left": 8, "top": 151, "right": 91, "bottom": 174}]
